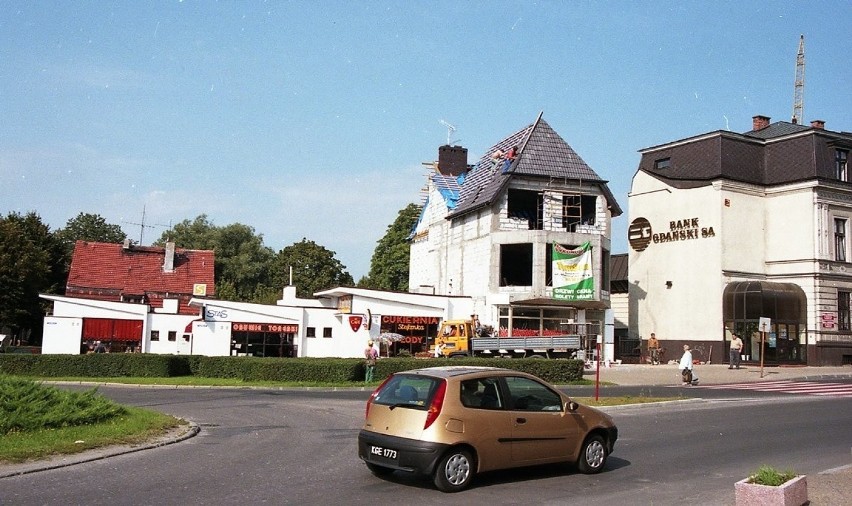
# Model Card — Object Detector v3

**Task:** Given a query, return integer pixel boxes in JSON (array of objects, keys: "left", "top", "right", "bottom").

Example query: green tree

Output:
[
  {"left": 156, "top": 215, "right": 276, "bottom": 303},
  {"left": 55, "top": 212, "right": 127, "bottom": 248},
  {"left": 273, "top": 238, "right": 354, "bottom": 298},
  {"left": 360, "top": 203, "right": 420, "bottom": 291},
  {"left": 0, "top": 212, "right": 64, "bottom": 344}
]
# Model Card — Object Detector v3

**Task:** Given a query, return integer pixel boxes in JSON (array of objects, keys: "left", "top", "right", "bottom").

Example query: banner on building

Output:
[{"left": 552, "top": 242, "right": 594, "bottom": 301}]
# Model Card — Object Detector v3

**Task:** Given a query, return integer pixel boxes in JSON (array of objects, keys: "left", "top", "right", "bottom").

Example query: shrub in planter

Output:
[{"left": 735, "top": 465, "right": 808, "bottom": 506}]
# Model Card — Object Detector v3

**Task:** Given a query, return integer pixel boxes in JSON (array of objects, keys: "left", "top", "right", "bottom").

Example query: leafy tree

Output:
[
  {"left": 273, "top": 238, "right": 354, "bottom": 298},
  {"left": 360, "top": 203, "right": 420, "bottom": 291},
  {"left": 0, "top": 212, "right": 64, "bottom": 345},
  {"left": 55, "top": 212, "right": 127, "bottom": 249},
  {"left": 156, "top": 215, "right": 276, "bottom": 303}
]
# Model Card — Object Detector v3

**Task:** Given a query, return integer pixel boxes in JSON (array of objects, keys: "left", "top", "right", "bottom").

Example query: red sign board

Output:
[{"left": 232, "top": 322, "right": 298, "bottom": 333}]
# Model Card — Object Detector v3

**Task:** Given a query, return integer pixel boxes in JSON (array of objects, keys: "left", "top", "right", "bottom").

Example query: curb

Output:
[{"left": 0, "top": 421, "right": 200, "bottom": 479}]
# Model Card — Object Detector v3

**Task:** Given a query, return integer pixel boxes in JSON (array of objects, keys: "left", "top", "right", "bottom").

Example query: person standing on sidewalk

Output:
[
  {"left": 648, "top": 333, "right": 661, "bottom": 365},
  {"left": 729, "top": 334, "right": 744, "bottom": 369},
  {"left": 364, "top": 340, "right": 378, "bottom": 383},
  {"left": 679, "top": 345, "right": 694, "bottom": 385}
]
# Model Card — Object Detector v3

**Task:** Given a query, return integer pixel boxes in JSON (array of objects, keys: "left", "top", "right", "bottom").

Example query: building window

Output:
[
  {"left": 562, "top": 195, "right": 597, "bottom": 232},
  {"left": 654, "top": 158, "right": 671, "bottom": 170},
  {"left": 835, "top": 218, "right": 847, "bottom": 262},
  {"left": 168, "top": 331, "right": 177, "bottom": 342},
  {"left": 836, "top": 149, "right": 849, "bottom": 182},
  {"left": 306, "top": 327, "right": 316, "bottom": 338},
  {"left": 323, "top": 327, "right": 333, "bottom": 338},
  {"left": 839, "top": 291, "right": 851, "bottom": 331},
  {"left": 500, "top": 243, "right": 533, "bottom": 286},
  {"left": 150, "top": 330, "right": 160, "bottom": 341}
]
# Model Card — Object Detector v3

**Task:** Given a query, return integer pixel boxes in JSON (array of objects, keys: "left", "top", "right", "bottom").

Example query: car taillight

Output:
[
  {"left": 366, "top": 376, "right": 394, "bottom": 419},
  {"left": 423, "top": 379, "right": 447, "bottom": 430}
]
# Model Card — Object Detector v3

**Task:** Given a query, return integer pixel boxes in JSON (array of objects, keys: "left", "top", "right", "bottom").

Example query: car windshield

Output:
[{"left": 372, "top": 374, "right": 440, "bottom": 409}]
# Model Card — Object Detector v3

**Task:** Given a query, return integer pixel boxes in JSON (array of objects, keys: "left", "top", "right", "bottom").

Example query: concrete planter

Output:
[{"left": 734, "top": 474, "right": 808, "bottom": 506}]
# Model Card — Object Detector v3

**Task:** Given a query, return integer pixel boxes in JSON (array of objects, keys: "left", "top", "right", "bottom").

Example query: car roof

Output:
[{"left": 396, "top": 366, "right": 521, "bottom": 379}]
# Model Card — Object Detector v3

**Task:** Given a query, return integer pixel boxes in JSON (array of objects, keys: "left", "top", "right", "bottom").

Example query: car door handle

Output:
[{"left": 515, "top": 417, "right": 527, "bottom": 424}]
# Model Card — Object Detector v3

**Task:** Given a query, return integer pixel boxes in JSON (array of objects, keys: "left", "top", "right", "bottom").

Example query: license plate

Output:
[{"left": 370, "top": 445, "right": 398, "bottom": 461}]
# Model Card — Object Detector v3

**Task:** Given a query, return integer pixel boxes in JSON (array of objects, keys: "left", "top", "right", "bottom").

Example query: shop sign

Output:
[
  {"left": 552, "top": 241, "right": 594, "bottom": 301},
  {"left": 349, "top": 315, "right": 363, "bottom": 332},
  {"left": 233, "top": 322, "right": 298, "bottom": 333},
  {"left": 629, "top": 216, "right": 715, "bottom": 252},
  {"left": 381, "top": 316, "right": 440, "bottom": 325},
  {"left": 338, "top": 295, "right": 352, "bottom": 314}
]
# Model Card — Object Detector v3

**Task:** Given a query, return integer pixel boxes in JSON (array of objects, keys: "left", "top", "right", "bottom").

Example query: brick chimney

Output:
[
  {"left": 437, "top": 145, "right": 468, "bottom": 176},
  {"left": 752, "top": 115, "right": 771, "bottom": 131},
  {"left": 810, "top": 119, "right": 825, "bottom": 130}
]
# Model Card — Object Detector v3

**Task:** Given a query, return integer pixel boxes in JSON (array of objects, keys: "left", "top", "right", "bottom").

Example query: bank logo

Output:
[{"left": 628, "top": 217, "right": 653, "bottom": 252}]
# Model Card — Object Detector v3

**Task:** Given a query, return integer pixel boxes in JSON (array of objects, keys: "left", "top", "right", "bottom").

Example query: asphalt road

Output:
[{"left": 2, "top": 382, "right": 851, "bottom": 505}]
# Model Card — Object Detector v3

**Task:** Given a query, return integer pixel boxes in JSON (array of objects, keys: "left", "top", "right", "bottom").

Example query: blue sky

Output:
[{"left": 2, "top": 1, "right": 851, "bottom": 280}]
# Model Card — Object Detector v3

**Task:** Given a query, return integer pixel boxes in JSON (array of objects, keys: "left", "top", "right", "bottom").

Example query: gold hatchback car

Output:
[{"left": 357, "top": 366, "right": 618, "bottom": 492}]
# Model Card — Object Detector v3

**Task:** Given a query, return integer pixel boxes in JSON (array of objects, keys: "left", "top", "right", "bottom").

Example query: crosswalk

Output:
[{"left": 695, "top": 380, "right": 852, "bottom": 398}]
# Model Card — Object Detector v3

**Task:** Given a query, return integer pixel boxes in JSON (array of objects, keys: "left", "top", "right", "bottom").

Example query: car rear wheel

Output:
[
  {"left": 365, "top": 462, "right": 394, "bottom": 477},
  {"left": 433, "top": 448, "right": 474, "bottom": 492},
  {"left": 577, "top": 435, "right": 607, "bottom": 474}
]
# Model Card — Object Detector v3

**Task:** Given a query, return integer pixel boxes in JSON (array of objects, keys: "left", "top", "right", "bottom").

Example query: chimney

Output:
[
  {"left": 810, "top": 119, "right": 825, "bottom": 130},
  {"left": 752, "top": 115, "right": 771, "bottom": 131},
  {"left": 163, "top": 242, "right": 176, "bottom": 273},
  {"left": 122, "top": 238, "right": 131, "bottom": 250},
  {"left": 437, "top": 145, "right": 468, "bottom": 176}
]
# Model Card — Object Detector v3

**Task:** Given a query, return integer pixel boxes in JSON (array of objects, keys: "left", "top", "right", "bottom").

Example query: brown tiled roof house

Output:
[{"left": 66, "top": 240, "right": 215, "bottom": 315}]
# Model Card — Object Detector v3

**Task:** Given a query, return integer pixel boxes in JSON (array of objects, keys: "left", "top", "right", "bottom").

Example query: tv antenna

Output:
[
  {"left": 791, "top": 34, "right": 805, "bottom": 124},
  {"left": 123, "top": 204, "right": 170, "bottom": 245},
  {"left": 439, "top": 119, "right": 458, "bottom": 145}
]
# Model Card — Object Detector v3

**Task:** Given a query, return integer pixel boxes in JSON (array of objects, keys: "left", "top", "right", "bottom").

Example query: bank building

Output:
[{"left": 628, "top": 114, "right": 852, "bottom": 366}]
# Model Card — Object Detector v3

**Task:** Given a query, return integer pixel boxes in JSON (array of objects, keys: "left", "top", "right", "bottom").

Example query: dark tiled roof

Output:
[
  {"left": 449, "top": 115, "right": 622, "bottom": 218},
  {"left": 638, "top": 120, "right": 852, "bottom": 189},
  {"left": 742, "top": 121, "right": 809, "bottom": 139},
  {"left": 610, "top": 253, "right": 628, "bottom": 294},
  {"left": 66, "top": 241, "right": 215, "bottom": 314}
]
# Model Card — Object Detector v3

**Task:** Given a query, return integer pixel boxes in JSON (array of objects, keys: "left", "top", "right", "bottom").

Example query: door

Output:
[{"left": 503, "top": 376, "right": 578, "bottom": 464}]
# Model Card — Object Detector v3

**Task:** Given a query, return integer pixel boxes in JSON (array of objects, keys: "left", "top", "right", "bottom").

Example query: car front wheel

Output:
[
  {"left": 433, "top": 448, "right": 474, "bottom": 492},
  {"left": 576, "top": 435, "right": 608, "bottom": 474}
]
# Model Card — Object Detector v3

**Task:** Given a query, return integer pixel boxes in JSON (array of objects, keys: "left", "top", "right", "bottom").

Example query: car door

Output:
[
  {"left": 455, "top": 377, "right": 514, "bottom": 471},
  {"left": 503, "top": 376, "right": 579, "bottom": 464}
]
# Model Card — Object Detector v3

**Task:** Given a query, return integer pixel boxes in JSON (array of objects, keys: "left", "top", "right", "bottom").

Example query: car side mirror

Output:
[{"left": 566, "top": 401, "right": 579, "bottom": 412}]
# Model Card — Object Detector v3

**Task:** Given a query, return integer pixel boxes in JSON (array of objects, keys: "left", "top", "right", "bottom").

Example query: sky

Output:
[{"left": 2, "top": 1, "right": 851, "bottom": 280}]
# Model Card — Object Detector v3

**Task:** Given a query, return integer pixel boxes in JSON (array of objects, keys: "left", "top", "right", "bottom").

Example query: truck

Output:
[{"left": 431, "top": 319, "right": 595, "bottom": 359}]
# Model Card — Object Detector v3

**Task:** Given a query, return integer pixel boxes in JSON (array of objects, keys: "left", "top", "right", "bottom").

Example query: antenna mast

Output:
[
  {"left": 791, "top": 34, "right": 805, "bottom": 124},
  {"left": 439, "top": 119, "right": 457, "bottom": 145}
]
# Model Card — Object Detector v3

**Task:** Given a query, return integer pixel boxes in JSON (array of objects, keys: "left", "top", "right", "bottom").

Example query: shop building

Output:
[
  {"left": 409, "top": 113, "right": 623, "bottom": 360},
  {"left": 629, "top": 115, "right": 852, "bottom": 366},
  {"left": 41, "top": 240, "right": 214, "bottom": 354}
]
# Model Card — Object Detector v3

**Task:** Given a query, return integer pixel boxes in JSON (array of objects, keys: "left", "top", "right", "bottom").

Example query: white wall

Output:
[{"left": 42, "top": 317, "right": 83, "bottom": 354}]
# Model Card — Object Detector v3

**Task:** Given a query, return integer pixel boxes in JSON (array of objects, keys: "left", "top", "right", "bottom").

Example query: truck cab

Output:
[{"left": 433, "top": 320, "right": 474, "bottom": 357}]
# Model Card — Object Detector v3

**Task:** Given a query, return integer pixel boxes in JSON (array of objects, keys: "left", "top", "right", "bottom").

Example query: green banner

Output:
[{"left": 552, "top": 242, "right": 594, "bottom": 301}]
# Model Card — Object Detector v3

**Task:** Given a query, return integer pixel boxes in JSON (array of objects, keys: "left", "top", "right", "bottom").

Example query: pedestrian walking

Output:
[
  {"left": 679, "top": 344, "right": 694, "bottom": 385},
  {"left": 648, "top": 333, "right": 661, "bottom": 365},
  {"left": 729, "top": 334, "right": 744, "bottom": 369},
  {"left": 364, "top": 340, "right": 378, "bottom": 383}
]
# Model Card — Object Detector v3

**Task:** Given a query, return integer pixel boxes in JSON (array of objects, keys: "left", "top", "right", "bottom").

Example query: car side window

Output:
[
  {"left": 460, "top": 378, "right": 503, "bottom": 409},
  {"left": 505, "top": 376, "right": 563, "bottom": 412}
]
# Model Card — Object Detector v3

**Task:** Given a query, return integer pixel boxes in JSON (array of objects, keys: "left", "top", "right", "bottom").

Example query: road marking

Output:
[{"left": 695, "top": 380, "right": 852, "bottom": 398}]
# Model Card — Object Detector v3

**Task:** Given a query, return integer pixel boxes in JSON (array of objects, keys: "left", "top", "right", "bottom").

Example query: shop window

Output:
[
  {"left": 500, "top": 243, "right": 533, "bottom": 286},
  {"left": 835, "top": 218, "right": 847, "bottom": 262},
  {"left": 836, "top": 149, "right": 849, "bottom": 182},
  {"left": 507, "top": 189, "right": 542, "bottom": 230},
  {"left": 562, "top": 195, "right": 597, "bottom": 232},
  {"left": 306, "top": 327, "right": 316, "bottom": 338},
  {"left": 839, "top": 291, "right": 851, "bottom": 331},
  {"left": 323, "top": 327, "right": 333, "bottom": 338},
  {"left": 150, "top": 330, "right": 160, "bottom": 341},
  {"left": 168, "top": 331, "right": 177, "bottom": 342}
]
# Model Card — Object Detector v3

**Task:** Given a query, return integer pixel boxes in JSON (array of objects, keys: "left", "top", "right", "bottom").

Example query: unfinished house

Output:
[{"left": 409, "top": 113, "right": 622, "bottom": 356}]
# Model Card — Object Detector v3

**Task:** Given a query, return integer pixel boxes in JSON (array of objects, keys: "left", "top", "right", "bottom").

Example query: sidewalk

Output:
[
  {"left": 590, "top": 362, "right": 852, "bottom": 387},
  {"left": 590, "top": 362, "right": 852, "bottom": 505}
]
